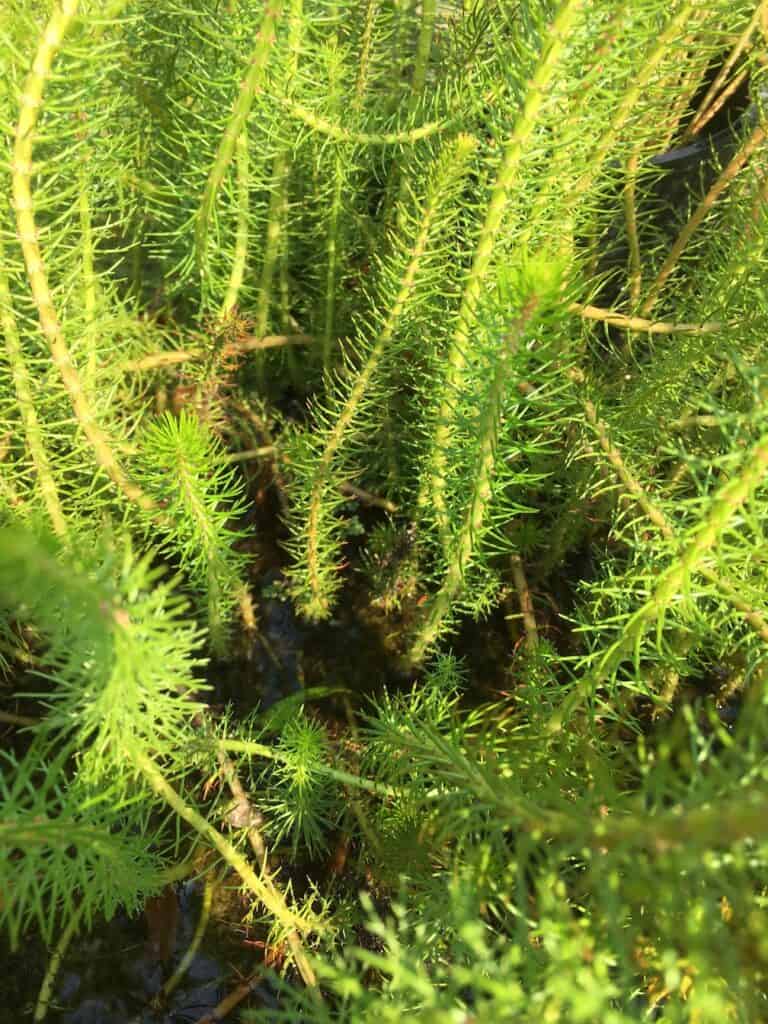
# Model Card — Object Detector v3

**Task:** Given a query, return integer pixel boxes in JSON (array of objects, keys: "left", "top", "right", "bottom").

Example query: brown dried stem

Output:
[
  {"left": 510, "top": 554, "right": 539, "bottom": 652},
  {"left": 570, "top": 302, "right": 725, "bottom": 335},
  {"left": 123, "top": 334, "right": 313, "bottom": 373}
]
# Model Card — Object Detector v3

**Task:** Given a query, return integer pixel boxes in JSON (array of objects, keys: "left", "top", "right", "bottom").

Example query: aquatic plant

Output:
[{"left": 2, "top": 0, "right": 768, "bottom": 1019}]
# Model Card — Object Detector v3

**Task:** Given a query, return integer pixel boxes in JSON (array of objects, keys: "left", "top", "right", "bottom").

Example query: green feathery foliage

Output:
[
  {"left": 133, "top": 408, "right": 249, "bottom": 652},
  {"left": 2, "top": 0, "right": 768, "bottom": 1019}
]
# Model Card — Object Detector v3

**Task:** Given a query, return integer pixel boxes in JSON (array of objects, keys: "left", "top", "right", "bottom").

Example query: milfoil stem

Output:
[
  {"left": 0, "top": 242, "right": 67, "bottom": 538},
  {"left": 299, "top": 134, "right": 477, "bottom": 620},
  {"left": 220, "top": 130, "right": 250, "bottom": 318},
  {"left": 550, "top": 428, "right": 768, "bottom": 730},
  {"left": 409, "top": 296, "right": 540, "bottom": 665},
  {"left": 132, "top": 748, "right": 318, "bottom": 990},
  {"left": 195, "top": 1, "right": 284, "bottom": 275},
  {"left": 421, "top": 0, "right": 583, "bottom": 547},
  {"left": 12, "top": 0, "right": 153, "bottom": 512}
]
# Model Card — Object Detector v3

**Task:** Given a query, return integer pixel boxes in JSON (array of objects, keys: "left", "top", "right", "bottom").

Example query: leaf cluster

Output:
[{"left": 2, "top": 1, "right": 768, "bottom": 1020}]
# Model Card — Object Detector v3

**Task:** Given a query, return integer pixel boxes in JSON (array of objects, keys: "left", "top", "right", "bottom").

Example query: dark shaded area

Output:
[{"left": 1, "top": 881, "right": 282, "bottom": 1022}]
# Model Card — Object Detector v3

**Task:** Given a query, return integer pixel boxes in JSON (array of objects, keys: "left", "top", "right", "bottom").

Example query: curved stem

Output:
[
  {"left": 195, "top": 1, "right": 284, "bottom": 273},
  {"left": 641, "top": 121, "right": 767, "bottom": 316},
  {"left": 34, "top": 905, "right": 83, "bottom": 1022},
  {"left": 410, "top": 296, "right": 540, "bottom": 664},
  {"left": 423, "top": 0, "right": 583, "bottom": 544},
  {"left": 159, "top": 879, "right": 213, "bottom": 1002},
  {"left": 584, "top": 399, "right": 768, "bottom": 645},
  {"left": 12, "top": 0, "right": 153, "bottom": 513},
  {"left": 132, "top": 748, "right": 318, "bottom": 989},
  {"left": 684, "top": 3, "right": 765, "bottom": 140},
  {"left": 299, "top": 134, "right": 477, "bottom": 619},
  {"left": 571, "top": 302, "right": 725, "bottom": 334},
  {"left": 0, "top": 244, "right": 67, "bottom": 538},
  {"left": 623, "top": 149, "right": 642, "bottom": 308},
  {"left": 565, "top": 3, "right": 696, "bottom": 214},
  {"left": 284, "top": 100, "right": 446, "bottom": 144},
  {"left": 551, "top": 428, "right": 768, "bottom": 730},
  {"left": 220, "top": 131, "right": 250, "bottom": 318}
]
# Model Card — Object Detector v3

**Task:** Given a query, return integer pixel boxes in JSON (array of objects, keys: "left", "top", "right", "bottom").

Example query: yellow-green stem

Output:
[
  {"left": 410, "top": 296, "right": 539, "bottom": 665},
  {"left": 684, "top": 3, "right": 766, "bottom": 141},
  {"left": 584, "top": 399, "right": 768, "bottom": 645},
  {"left": 160, "top": 879, "right": 213, "bottom": 1002},
  {"left": 131, "top": 748, "right": 318, "bottom": 988},
  {"left": 410, "top": 0, "right": 436, "bottom": 96},
  {"left": 0, "top": 245, "right": 67, "bottom": 538},
  {"left": 301, "top": 134, "right": 477, "bottom": 619},
  {"left": 641, "top": 121, "right": 767, "bottom": 316},
  {"left": 564, "top": 3, "right": 696, "bottom": 217},
  {"left": 219, "top": 737, "right": 396, "bottom": 797},
  {"left": 285, "top": 100, "right": 445, "bottom": 144},
  {"left": 322, "top": 154, "right": 344, "bottom": 371},
  {"left": 220, "top": 131, "right": 250, "bottom": 318},
  {"left": 354, "top": 0, "right": 378, "bottom": 108},
  {"left": 195, "top": 1, "right": 284, "bottom": 273},
  {"left": 252, "top": 0, "right": 303, "bottom": 363},
  {"left": 34, "top": 905, "right": 83, "bottom": 1022},
  {"left": 12, "top": 0, "right": 153, "bottom": 512},
  {"left": 423, "top": 0, "right": 583, "bottom": 543},
  {"left": 551, "top": 429, "right": 768, "bottom": 730},
  {"left": 78, "top": 167, "right": 98, "bottom": 390}
]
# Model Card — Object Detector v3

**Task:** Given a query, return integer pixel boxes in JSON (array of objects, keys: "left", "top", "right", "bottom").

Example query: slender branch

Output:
[
  {"left": 584, "top": 399, "right": 768, "bottom": 645},
  {"left": 131, "top": 748, "right": 318, "bottom": 989},
  {"left": 321, "top": 153, "right": 344, "bottom": 371},
  {"left": 219, "top": 738, "right": 396, "bottom": 798},
  {"left": 255, "top": 151, "right": 289, "bottom": 345},
  {"left": 510, "top": 554, "right": 539, "bottom": 652},
  {"left": 623, "top": 149, "right": 642, "bottom": 307},
  {"left": 216, "top": 746, "right": 267, "bottom": 863},
  {"left": 354, "top": 0, "right": 378, "bottom": 108},
  {"left": 12, "top": 0, "right": 153, "bottom": 513},
  {"left": 690, "top": 67, "right": 750, "bottom": 139},
  {"left": 223, "top": 445, "right": 276, "bottom": 463},
  {"left": 192, "top": 971, "right": 264, "bottom": 1024},
  {"left": 299, "top": 134, "right": 476, "bottom": 619},
  {"left": 34, "top": 905, "right": 83, "bottom": 1022},
  {"left": 122, "top": 334, "right": 313, "bottom": 372},
  {"left": 195, "top": 1, "right": 284, "bottom": 271},
  {"left": 78, "top": 166, "right": 98, "bottom": 391},
  {"left": 516, "top": 1, "right": 632, "bottom": 251},
  {"left": 641, "top": 120, "right": 767, "bottom": 316},
  {"left": 552, "top": 426, "right": 768, "bottom": 730},
  {"left": 590, "top": 789, "right": 768, "bottom": 853},
  {"left": 379, "top": 0, "right": 438, "bottom": 235},
  {"left": 159, "top": 880, "right": 213, "bottom": 1003},
  {"left": 570, "top": 303, "right": 725, "bottom": 334},
  {"left": 0, "top": 244, "right": 67, "bottom": 538},
  {"left": 411, "top": 296, "right": 540, "bottom": 664},
  {"left": 338, "top": 481, "right": 397, "bottom": 513},
  {"left": 410, "top": 0, "right": 437, "bottom": 97},
  {"left": 424, "top": 0, "right": 584, "bottom": 542},
  {"left": 220, "top": 130, "right": 250, "bottom": 318},
  {"left": 583, "top": 400, "right": 672, "bottom": 537},
  {"left": 566, "top": 3, "right": 697, "bottom": 213},
  {"left": 284, "top": 100, "right": 446, "bottom": 145},
  {"left": 684, "top": 3, "right": 765, "bottom": 140},
  {"left": 253, "top": 0, "right": 303, "bottom": 365}
]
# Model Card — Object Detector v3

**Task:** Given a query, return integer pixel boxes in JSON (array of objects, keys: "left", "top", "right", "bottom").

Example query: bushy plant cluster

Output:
[{"left": 2, "top": 0, "right": 768, "bottom": 1020}]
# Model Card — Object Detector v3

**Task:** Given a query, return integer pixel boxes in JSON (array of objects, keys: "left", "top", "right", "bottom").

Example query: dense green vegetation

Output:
[{"left": 2, "top": 0, "right": 768, "bottom": 1019}]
